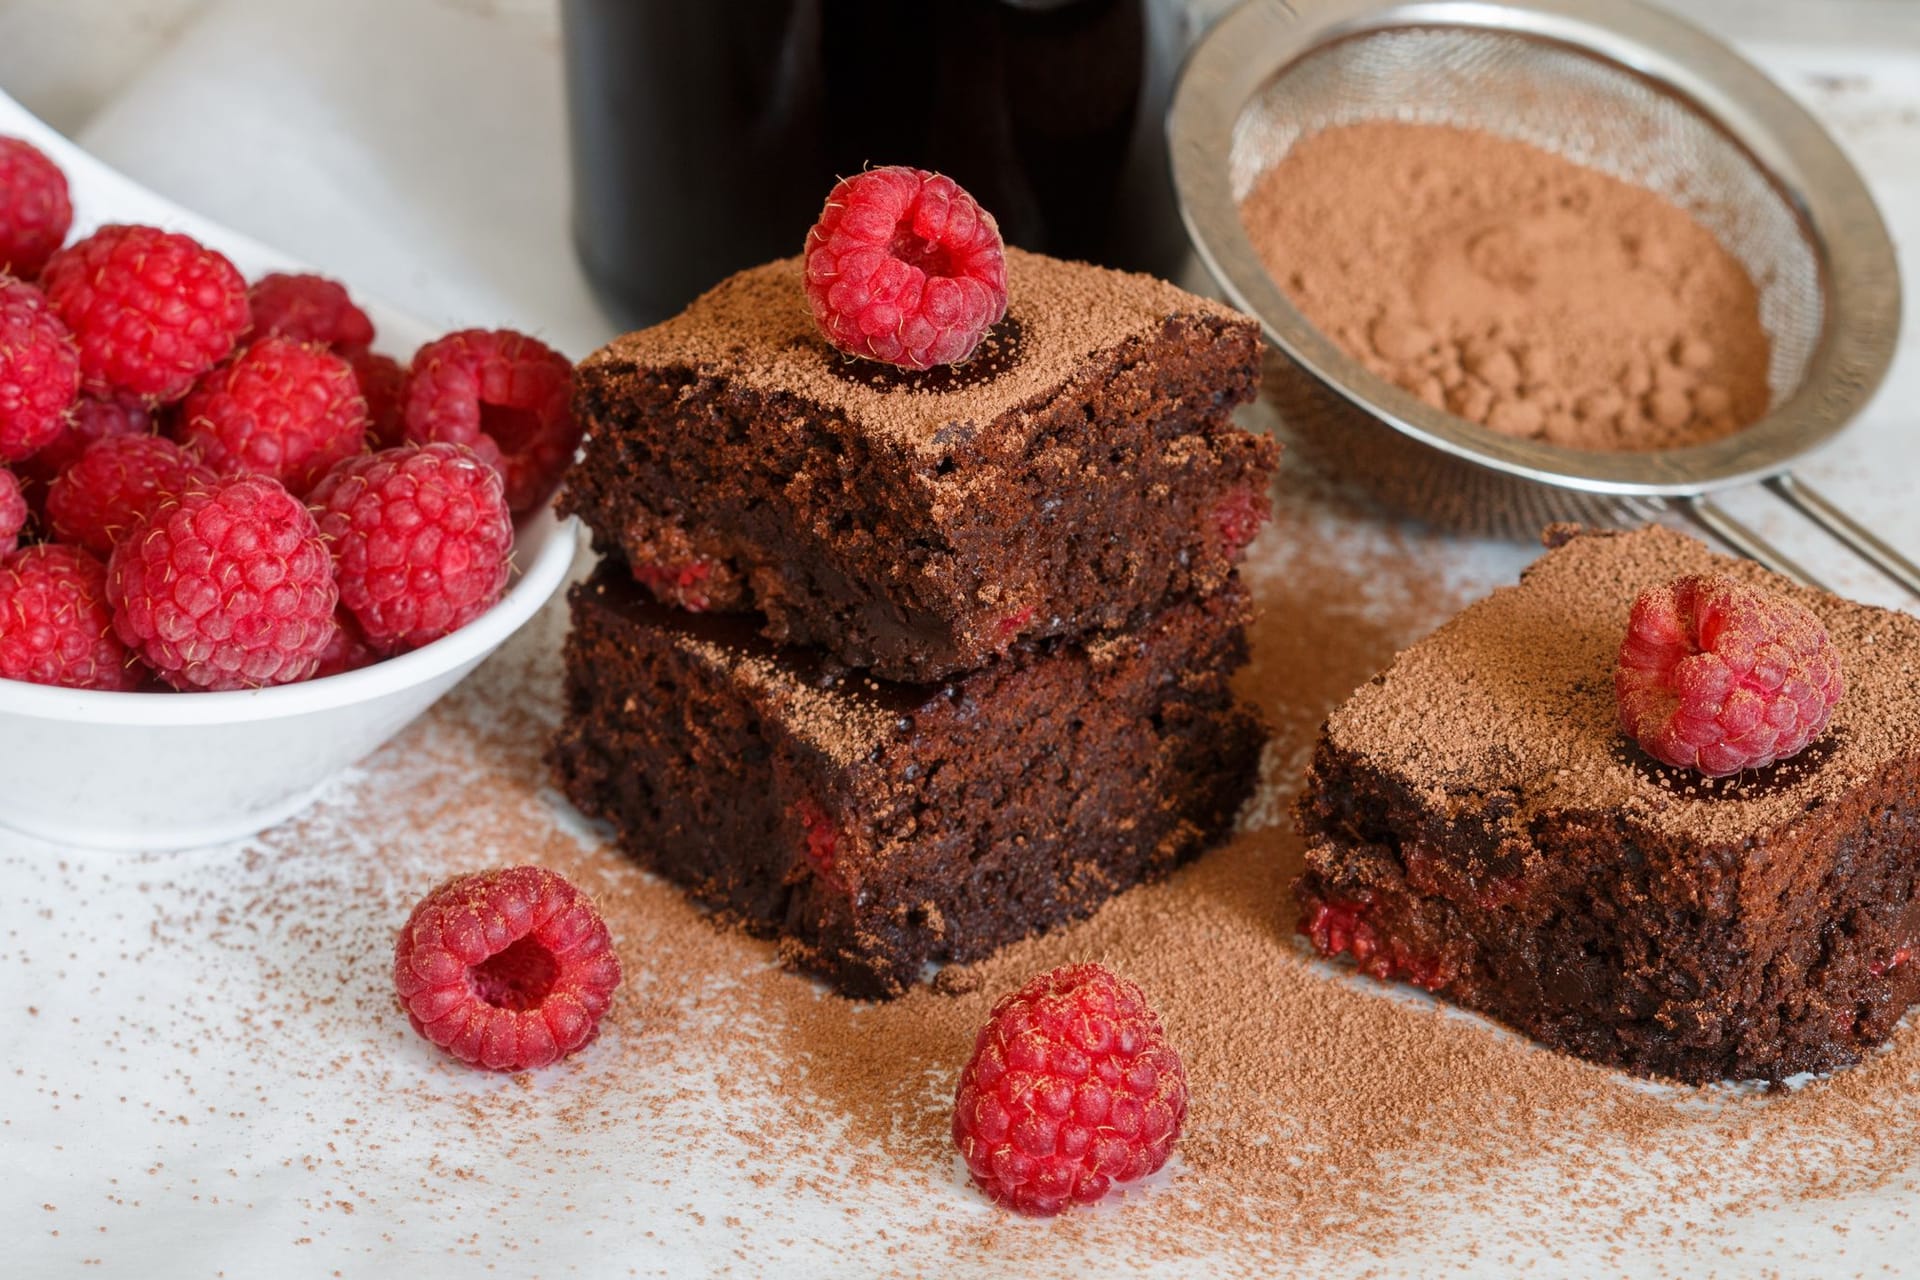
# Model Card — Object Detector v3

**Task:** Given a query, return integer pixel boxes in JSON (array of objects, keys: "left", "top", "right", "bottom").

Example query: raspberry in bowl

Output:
[{"left": 0, "top": 119, "right": 577, "bottom": 850}]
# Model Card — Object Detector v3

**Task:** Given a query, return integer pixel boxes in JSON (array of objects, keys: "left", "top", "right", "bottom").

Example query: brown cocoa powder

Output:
[{"left": 1240, "top": 122, "right": 1774, "bottom": 452}]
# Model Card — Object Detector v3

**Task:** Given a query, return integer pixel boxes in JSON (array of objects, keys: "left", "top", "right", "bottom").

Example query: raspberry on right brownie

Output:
[
  {"left": 1294, "top": 525, "right": 1920, "bottom": 1084},
  {"left": 565, "top": 248, "right": 1277, "bottom": 682}
]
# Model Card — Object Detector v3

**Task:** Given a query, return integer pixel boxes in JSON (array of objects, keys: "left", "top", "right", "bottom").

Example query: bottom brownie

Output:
[{"left": 551, "top": 566, "right": 1265, "bottom": 998}]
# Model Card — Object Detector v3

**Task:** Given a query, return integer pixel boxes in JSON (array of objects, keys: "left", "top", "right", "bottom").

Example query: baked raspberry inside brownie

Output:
[
  {"left": 562, "top": 247, "right": 1278, "bottom": 682},
  {"left": 1294, "top": 525, "right": 1920, "bottom": 1083},
  {"left": 550, "top": 565, "right": 1266, "bottom": 998}
]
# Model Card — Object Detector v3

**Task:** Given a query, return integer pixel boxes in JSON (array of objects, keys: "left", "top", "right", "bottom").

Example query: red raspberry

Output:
[
  {"left": 107, "top": 474, "right": 338, "bottom": 691},
  {"left": 178, "top": 337, "right": 369, "bottom": 494},
  {"left": 402, "top": 329, "right": 577, "bottom": 515},
  {"left": 30, "top": 390, "right": 152, "bottom": 478},
  {"left": 46, "top": 434, "right": 218, "bottom": 557},
  {"left": 803, "top": 166, "right": 1009, "bottom": 370},
  {"left": 307, "top": 443, "right": 514, "bottom": 655},
  {"left": 0, "top": 136, "right": 72, "bottom": 279},
  {"left": 1616, "top": 573, "right": 1845, "bottom": 777},
  {"left": 0, "top": 543, "right": 142, "bottom": 690},
  {"left": 245, "top": 272, "right": 375, "bottom": 350},
  {"left": 313, "top": 608, "right": 377, "bottom": 679},
  {"left": 392, "top": 865, "right": 623, "bottom": 1072},
  {"left": 0, "top": 275, "right": 79, "bottom": 462},
  {"left": 952, "top": 963, "right": 1187, "bottom": 1216},
  {"left": 0, "top": 467, "right": 25, "bottom": 557},
  {"left": 346, "top": 347, "right": 407, "bottom": 448},
  {"left": 40, "top": 224, "right": 250, "bottom": 402}
]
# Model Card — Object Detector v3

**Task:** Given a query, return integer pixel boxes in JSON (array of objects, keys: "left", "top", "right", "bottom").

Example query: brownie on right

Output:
[{"left": 1295, "top": 525, "right": 1920, "bottom": 1084}]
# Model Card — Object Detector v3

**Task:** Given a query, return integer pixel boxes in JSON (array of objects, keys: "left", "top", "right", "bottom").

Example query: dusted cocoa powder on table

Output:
[{"left": 1240, "top": 121, "right": 1774, "bottom": 452}]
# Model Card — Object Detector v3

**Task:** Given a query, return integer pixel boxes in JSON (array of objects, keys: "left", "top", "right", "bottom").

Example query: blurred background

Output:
[{"left": 0, "top": 0, "right": 1911, "bottom": 358}]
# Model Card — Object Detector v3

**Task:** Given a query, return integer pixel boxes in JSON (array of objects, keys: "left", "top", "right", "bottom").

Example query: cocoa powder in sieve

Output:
[{"left": 1240, "top": 121, "right": 1774, "bottom": 451}]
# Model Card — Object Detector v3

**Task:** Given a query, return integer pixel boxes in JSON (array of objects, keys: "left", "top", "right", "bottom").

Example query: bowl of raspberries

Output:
[{"left": 0, "top": 122, "right": 579, "bottom": 850}]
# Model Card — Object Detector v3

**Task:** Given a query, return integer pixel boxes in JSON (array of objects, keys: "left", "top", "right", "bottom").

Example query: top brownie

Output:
[{"left": 565, "top": 247, "right": 1277, "bottom": 681}]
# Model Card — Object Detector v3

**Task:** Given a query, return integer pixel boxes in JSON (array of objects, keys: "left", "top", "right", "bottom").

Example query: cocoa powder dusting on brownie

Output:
[
  {"left": 1241, "top": 122, "right": 1773, "bottom": 451},
  {"left": 14, "top": 489, "right": 1920, "bottom": 1272}
]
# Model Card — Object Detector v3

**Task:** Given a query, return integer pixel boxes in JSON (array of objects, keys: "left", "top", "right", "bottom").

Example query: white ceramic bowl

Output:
[{"left": 0, "top": 92, "right": 579, "bottom": 849}]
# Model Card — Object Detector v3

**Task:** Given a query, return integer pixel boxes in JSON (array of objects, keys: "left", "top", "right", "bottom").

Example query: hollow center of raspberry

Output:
[
  {"left": 889, "top": 229, "right": 959, "bottom": 280},
  {"left": 470, "top": 936, "right": 560, "bottom": 1011},
  {"left": 479, "top": 401, "right": 543, "bottom": 456}
]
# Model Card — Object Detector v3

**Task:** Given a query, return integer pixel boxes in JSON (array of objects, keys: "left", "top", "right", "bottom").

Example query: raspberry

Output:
[
  {"left": 0, "top": 136, "right": 72, "bottom": 279},
  {"left": 632, "top": 557, "right": 717, "bottom": 612},
  {"left": 803, "top": 166, "right": 1009, "bottom": 370},
  {"left": 346, "top": 347, "right": 407, "bottom": 448},
  {"left": 392, "top": 865, "right": 623, "bottom": 1072},
  {"left": 952, "top": 963, "right": 1187, "bottom": 1216},
  {"left": 402, "top": 329, "right": 577, "bottom": 515},
  {"left": 245, "top": 272, "right": 375, "bottom": 350},
  {"left": 107, "top": 474, "right": 338, "bottom": 691},
  {"left": 0, "top": 467, "right": 25, "bottom": 557},
  {"left": 179, "top": 337, "right": 368, "bottom": 494},
  {"left": 1300, "top": 898, "right": 1452, "bottom": 992},
  {"left": 47, "top": 434, "right": 217, "bottom": 557},
  {"left": 40, "top": 224, "right": 250, "bottom": 402},
  {"left": 0, "top": 275, "right": 79, "bottom": 462},
  {"left": 0, "top": 543, "right": 143, "bottom": 690},
  {"left": 313, "top": 608, "right": 377, "bottom": 679},
  {"left": 792, "top": 796, "right": 842, "bottom": 887},
  {"left": 307, "top": 443, "right": 515, "bottom": 655},
  {"left": 1209, "top": 487, "right": 1269, "bottom": 556},
  {"left": 1615, "top": 573, "right": 1845, "bottom": 777},
  {"left": 30, "top": 390, "right": 152, "bottom": 477}
]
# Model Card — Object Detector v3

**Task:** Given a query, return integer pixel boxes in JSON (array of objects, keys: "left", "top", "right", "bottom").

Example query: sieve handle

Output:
[
  {"left": 1765, "top": 473, "right": 1920, "bottom": 599},
  {"left": 1678, "top": 496, "right": 1828, "bottom": 589}
]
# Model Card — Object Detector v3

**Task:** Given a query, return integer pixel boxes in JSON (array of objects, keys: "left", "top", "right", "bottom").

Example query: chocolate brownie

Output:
[
  {"left": 551, "top": 565, "right": 1266, "bottom": 998},
  {"left": 1294, "top": 525, "right": 1920, "bottom": 1084},
  {"left": 563, "top": 247, "right": 1278, "bottom": 681}
]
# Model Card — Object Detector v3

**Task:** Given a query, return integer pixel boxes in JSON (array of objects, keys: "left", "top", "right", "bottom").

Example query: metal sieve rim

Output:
[{"left": 1169, "top": 0, "right": 1903, "bottom": 497}]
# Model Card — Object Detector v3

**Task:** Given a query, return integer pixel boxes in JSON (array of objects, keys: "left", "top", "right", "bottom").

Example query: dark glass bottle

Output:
[{"left": 561, "top": 0, "right": 1190, "bottom": 329}]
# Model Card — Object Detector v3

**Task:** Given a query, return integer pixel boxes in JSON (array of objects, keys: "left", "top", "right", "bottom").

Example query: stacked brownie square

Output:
[{"left": 552, "top": 248, "right": 1279, "bottom": 997}]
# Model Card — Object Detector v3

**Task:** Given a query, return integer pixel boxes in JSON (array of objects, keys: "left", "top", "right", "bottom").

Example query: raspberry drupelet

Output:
[
  {"left": 1616, "top": 572, "right": 1844, "bottom": 777},
  {"left": 106, "top": 474, "right": 338, "bottom": 691},
  {"left": 952, "top": 963, "right": 1188, "bottom": 1216},
  {"left": 803, "top": 165, "right": 1009, "bottom": 371},
  {"left": 40, "top": 224, "right": 250, "bottom": 402},
  {"left": 392, "top": 865, "right": 623, "bottom": 1072}
]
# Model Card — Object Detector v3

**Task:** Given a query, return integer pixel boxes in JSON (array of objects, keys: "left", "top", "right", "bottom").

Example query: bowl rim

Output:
[
  {"left": 1168, "top": 0, "right": 1904, "bottom": 498},
  {"left": 0, "top": 507, "right": 578, "bottom": 727}
]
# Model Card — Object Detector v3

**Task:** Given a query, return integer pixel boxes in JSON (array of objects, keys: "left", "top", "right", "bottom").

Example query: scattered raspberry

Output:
[
  {"left": 1616, "top": 573, "right": 1845, "bottom": 777},
  {"left": 0, "top": 467, "right": 25, "bottom": 557},
  {"left": 992, "top": 604, "right": 1037, "bottom": 648},
  {"left": 307, "top": 443, "right": 514, "bottom": 655},
  {"left": 1870, "top": 947, "right": 1912, "bottom": 979},
  {"left": 29, "top": 390, "right": 152, "bottom": 477},
  {"left": 0, "top": 543, "right": 143, "bottom": 690},
  {"left": 46, "top": 434, "right": 218, "bottom": 557},
  {"left": 178, "top": 337, "right": 368, "bottom": 493},
  {"left": 0, "top": 136, "right": 72, "bottom": 279},
  {"left": 952, "top": 963, "right": 1187, "bottom": 1216},
  {"left": 1300, "top": 897, "right": 1452, "bottom": 992},
  {"left": 346, "top": 347, "right": 407, "bottom": 448},
  {"left": 106, "top": 474, "right": 338, "bottom": 691},
  {"left": 0, "top": 275, "right": 79, "bottom": 462},
  {"left": 1209, "top": 486, "right": 1269, "bottom": 555},
  {"left": 402, "top": 329, "right": 576, "bottom": 514},
  {"left": 40, "top": 224, "right": 250, "bottom": 401},
  {"left": 393, "top": 865, "right": 623, "bottom": 1072},
  {"left": 313, "top": 607, "right": 377, "bottom": 679},
  {"left": 803, "top": 166, "right": 1009, "bottom": 370},
  {"left": 245, "top": 272, "right": 375, "bottom": 349}
]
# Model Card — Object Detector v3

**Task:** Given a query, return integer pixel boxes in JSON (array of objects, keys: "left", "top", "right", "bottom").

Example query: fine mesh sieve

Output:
[{"left": 1169, "top": 0, "right": 1911, "bottom": 592}]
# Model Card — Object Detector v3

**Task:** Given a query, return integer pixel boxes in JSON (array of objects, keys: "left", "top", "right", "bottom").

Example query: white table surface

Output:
[{"left": 2, "top": 3, "right": 1919, "bottom": 1277}]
